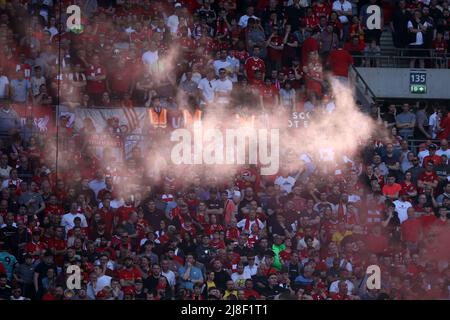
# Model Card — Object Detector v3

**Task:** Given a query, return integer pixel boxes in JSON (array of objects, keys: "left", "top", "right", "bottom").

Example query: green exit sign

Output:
[{"left": 410, "top": 84, "right": 427, "bottom": 94}]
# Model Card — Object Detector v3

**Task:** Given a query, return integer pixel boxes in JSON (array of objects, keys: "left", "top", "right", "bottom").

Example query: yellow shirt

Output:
[
  {"left": 223, "top": 290, "right": 238, "bottom": 300},
  {"left": 206, "top": 281, "right": 216, "bottom": 289},
  {"left": 332, "top": 231, "right": 353, "bottom": 244}
]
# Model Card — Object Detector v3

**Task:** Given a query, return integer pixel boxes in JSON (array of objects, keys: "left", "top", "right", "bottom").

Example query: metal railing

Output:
[
  {"left": 351, "top": 54, "right": 450, "bottom": 68},
  {"left": 349, "top": 64, "right": 376, "bottom": 109}
]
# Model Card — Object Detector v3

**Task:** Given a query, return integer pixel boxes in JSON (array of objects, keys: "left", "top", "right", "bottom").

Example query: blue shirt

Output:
[
  {"left": 0, "top": 251, "right": 18, "bottom": 281},
  {"left": 178, "top": 265, "right": 203, "bottom": 291}
]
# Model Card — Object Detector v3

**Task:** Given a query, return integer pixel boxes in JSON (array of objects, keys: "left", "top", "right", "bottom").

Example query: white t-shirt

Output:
[
  {"left": 274, "top": 176, "right": 296, "bottom": 194},
  {"left": 166, "top": 14, "right": 180, "bottom": 34},
  {"left": 407, "top": 20, "right": 430, "bottom": 45},
  {"left": 244, "top": 264, "right": 258, "bottom": 276},
  {"left": 213, "top": 78, "right": 233, "bottom": 104},
  {"left": 61, "top": 213, "right": 88, "bottom": 232},
  {"left": 332, "top": 1, "right": 352, "bottom": 23},
  {"left": 197, "top": 77, "right": 215, "bottom": 103},
  {"left": 238, "top": 15, "right": 259, "bottom": 28},
  {"left": 0, "top": 76, "right": 9, "bottom": 99},
  {"left": 231, "top": 270, "right": 252, "bottom": 287},
  {"left": 142, "top": 50, "right": 159, "bottom": 73},
  {"left": 213, "top": 59, "right": 232, "bottom": 77},
  {"left": 88, "top": 179, "right": 106, "bottom": 199},
  {"left": 393, "top": 200, "right": 412, "bottom": 223},
  {"left": 96, "top": 275, "right": 112, "bottom": 293},
  {"left": 436, "top": 148, "right": 450, "bottom": 158},
  {"left": 162, "top": 270, "right": 176, "bottom": 287},
  {"left": 0, "top": 165, "right": 12, "bottom": 180},
  {"left": 428, "top": 112, "right": 439, "bottom": 139},
  {"left": 237, "top": 218, "right": 265, "bottom": 231},
  {"left": 418, "top": 150, "right": 429, "bottom": 166},
  {"left": 329, "top": 279, "right": 354, "bottom": 295}
]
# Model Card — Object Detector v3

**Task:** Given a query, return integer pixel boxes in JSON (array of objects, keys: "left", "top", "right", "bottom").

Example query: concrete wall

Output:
[{"left": 356, "top": 67, "right": 450, "bottom": 100}]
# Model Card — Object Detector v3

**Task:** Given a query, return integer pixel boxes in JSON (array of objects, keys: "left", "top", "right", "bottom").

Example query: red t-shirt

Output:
[
  {"left": 267, "top": 35, "right": 284, "bottom": 61},
  {"left": 109, "top": 68, "right": 132, "bottom": 94},
  {"left": 117, "top": 206, "right": 136, "bottom": 224},
  {"left": 365, "top": 233, "right": 389, "bottom": 254},
  {"left": 313, "top": 3, "right": 331, "bottom": 18},
  {"left": 44, "top": 205, "right": 65, "bottom": 217},
  {"left": 86, "top": 64, "right": 107, "bottom": 94},
  {"left": 244, "top": 57, "right": 266, "bottom": 82},
  {"left": 422, "top": 155, "right": 442, "bottom": 167},
  {"left": 117, "top": 267, "right": 142, "bottom": 294},
  {"left": 328, "top": 49, "right": 353, "bottom": 77},
  {"left": 419, "top": 214, "right": 437, "bottom": 231},
  {"left": 302, "top": 37, "right": 319, "bottom": 65},
  {"left": 401, "top": 219, "right": 422, "bottom": 243}
]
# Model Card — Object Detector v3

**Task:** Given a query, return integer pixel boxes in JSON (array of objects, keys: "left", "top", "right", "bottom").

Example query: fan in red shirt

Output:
[
  {"left": 209, "top": 231, "right": 226, "bottom": 250},
  {"left": 86, "top": 54, "right": 107, "bottom": 102},
  {"left": 43, "top": 195, "right": 64, "bottom": 218},
  {"left": 117, "top": 257, "right": 142, "bottom": 295},
  {"left": 401, "top": 208, "right": 422, "bottom": 244},
  {"left": 243, "top": 279, "right": 261, "bottom": 299},
  {"left": 303, "top": 7, "right": 320, "bottom": 32},
  {"left": 225, "top": 221, "right": 241, "bottom": 242},
  {"left": 244, "top": 46, "right": 266, "bottom": 83},
  {"left": 231, "top": 44, "right": 250, "bottom": 65},
  {"left": 267, "top": 31, "right": 284, "bottom": 69},
  {"left": 108, "top": 59, "right": 133, "bottom": 98},
  {"left": 365, "top": 225, "right": 389, "bottom": 254},
  {"left": 180, "top": 219, "right": 197, "bottom": 238},
  {"left": 327, "top": 47, "right": 353, "bottom": 78},
  {"left": 438, "top": 111, "right": 450, "bottom": 140},
  {"left": 313, "top": 0, "right": 331, "bottom": 18},
  {"left": 419, "top": 206, "right": 438, "bottom": 232},
  {"left": 47, "top": 227, "right": 67, "bottom": 266},
  {"left": 301, "top": 32, "right": 320, "bottom": 65},
  {"left": 206, "top": 214, "right": 224, "bottom": 235},
  {"left": 259, "top": 78, "right": 278, "bottom": 112},
  {"left": 417, "top": 161, "right": 439, "bottom": 193},
  {"left": 422, "top": 145, "right": 442, "bottom": 167},
  {"left": 25, "top": 230, "right": 48, "bottom": 261},
  {"left": 117, "top": 197, "right": 137, "bottom": 225}
]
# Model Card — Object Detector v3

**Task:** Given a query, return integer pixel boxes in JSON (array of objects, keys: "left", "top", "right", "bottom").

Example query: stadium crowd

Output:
[{"left": 0, "top": 0, "right": 449, "bottom": 301}]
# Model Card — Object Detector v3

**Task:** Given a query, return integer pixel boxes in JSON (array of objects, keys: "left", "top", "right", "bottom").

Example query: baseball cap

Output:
[{"left": 428, "top": 144, "right": 437, "bottom": 149}]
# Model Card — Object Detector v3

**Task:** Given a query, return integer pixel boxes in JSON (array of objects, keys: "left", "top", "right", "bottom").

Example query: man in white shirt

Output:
[
  {"left": 142, "top": 41, "right": 159, "bottom": 74},
  {"left": 231, "top": 263, "right": 252, "bottom": 289},
  {"left": 61, "top": 202, "right": 88, "bottom": 233},
  {"left": 238, "top": 6, "right": 259, "bottom": 28},
  {"left": 436, "top": 139, "right": 450, "bottom": 158},
  {"left": 213, "top": 49, "right": 232, "bottom": 77},
  {"left": 0, "top": 154, "right": 12, "bottom": 181},
  {"left": 428, "top": 109, "right": 441, "bottom": 139},
  {"left": 166, "top": 3, "right": 182, "bottom": 34},
  {"left": 213, "top": 68, "right": 233, "bottom": 105},
  {"left": 161, "top": 259, "right": 176, "bottom": 288},
  {"left": 332, "top": 0, "right": 353, "bottom": 24},
  {"left": 393, "top": 191, "right": 412, "bottom": 223},
  {"left": 93, "top": 265, "right": 112, "bottom": 293},
  {"left": 329, "top": 269, "right": 355, "bottom": 295},
  {"left": 197, "top": 70, "right": 216, "bottom": 105},
  {"left": 89, "top": 169, "right": 106, "bottom": 200},
  {"left": 243, "top": 254, "right": 258, "bottom": 276},
  {"left": 0, "top": 65, "right": 9, "bottom": 99},
  {"left": 274, "top": 171, "right": 296, "bottom": 194}
]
